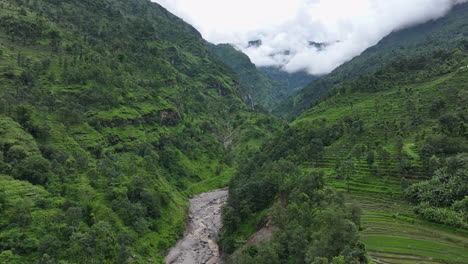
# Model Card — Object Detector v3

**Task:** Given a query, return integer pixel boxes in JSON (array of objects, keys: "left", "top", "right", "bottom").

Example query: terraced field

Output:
[
  {"left": 295, "top": 69, "right": 468, "bottom": 263},
  {"left": 309, "top": 147, "right": 468, "bottom": 264},
  {"left": 359, "top": 196, "right": 467, "bottom": 263}
]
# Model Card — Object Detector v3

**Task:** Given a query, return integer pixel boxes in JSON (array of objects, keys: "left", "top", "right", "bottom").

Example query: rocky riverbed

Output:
[{"left": 165, "top": 188, "right": 228, "bottom": 264}]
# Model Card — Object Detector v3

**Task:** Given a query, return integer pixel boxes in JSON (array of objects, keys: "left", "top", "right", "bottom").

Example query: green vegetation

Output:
[
  {"left": 209, "top": 44, "right": 284, "bottom": 110},
  {"left": 223, "top": 160, "right": 370, "bottom": 263},
  {"left": 222, "top": 38, "right": 468, "bottom": 263},
  {"left": 0, "top": 0, "right": 280, "bottom": 263},
  {"left": 406, "top": 154, "right": 467, "bottom": 229},
  {"left": 210, "top": 44, "right": 317, "bottom": 111},
  {"left": 235, "top": 43, "right": 467, "bottom": 263},
  {"left": 257, "top": 66, "right": 317, "bottom": 97},
  {"left": 1, "top": 0, "right": 467, "bottom": 263}
]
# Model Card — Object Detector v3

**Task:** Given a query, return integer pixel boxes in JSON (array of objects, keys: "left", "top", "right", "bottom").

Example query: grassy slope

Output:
[
  {"left": 0, "top": 36, "right": 190, "bottom": 261},
  {"left": 293, "top": 68, "right": 468, "bottom": 263}
]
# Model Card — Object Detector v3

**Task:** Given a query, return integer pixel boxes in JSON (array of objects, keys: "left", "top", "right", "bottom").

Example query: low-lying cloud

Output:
[{"left": 153, "top": 0, "right": 467, "bottom": 75}]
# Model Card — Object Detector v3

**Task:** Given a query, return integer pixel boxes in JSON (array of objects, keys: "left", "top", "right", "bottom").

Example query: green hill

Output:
[
  {"left": 1, "top": 0, "right": 467, "bottom": 264},
  {"left": 0, "top": 0, "right": 280, "bottom": 263},
  {"left": 292, "top": 45, "right": 468, "bottom": 263},
  {"left": 223, "top": 42, "right": 468, "bottom": 263}
]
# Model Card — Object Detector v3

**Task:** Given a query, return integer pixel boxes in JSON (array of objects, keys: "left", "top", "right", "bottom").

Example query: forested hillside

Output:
[
  {"left": 1, "top": 0, "right": 467, "bottom": 264},
  {"left": 0, "top": 0, "right": 280, "bottom": 263},
  {"left": 209, "top": 44, "right": 317, "bottom": 111},
  {"left": 257, "top": 66, "right": 317, "bottom": 98},
  {"left": 274, "top": 3, "right": 468, "bottom": 119},
  {"left": 208, "top": 44, "right": 287, "bottom": 110},
  {"left": 223, "top": 41, "right": 468, "bottom": 263}
]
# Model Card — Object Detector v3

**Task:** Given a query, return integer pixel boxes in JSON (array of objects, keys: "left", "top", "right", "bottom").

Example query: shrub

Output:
[
  {"left": 414, "top": 202, "right": 467, "bottom": 229},
  {"left": 13, "top": 155, "right": 51, "bottom": 185},
  {"left": 6, "top": 145, "right": 30, "bottom": 161}
]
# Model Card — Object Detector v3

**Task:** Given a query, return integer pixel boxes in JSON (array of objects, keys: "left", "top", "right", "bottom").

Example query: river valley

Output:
[{"left": 165, "top": 189, "right": 229, "bottom": 264}]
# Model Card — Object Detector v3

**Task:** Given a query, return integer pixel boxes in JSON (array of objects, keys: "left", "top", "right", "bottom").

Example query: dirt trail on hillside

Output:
[{"left": 165, "top": 188, "right": 228, "bottom": 264}]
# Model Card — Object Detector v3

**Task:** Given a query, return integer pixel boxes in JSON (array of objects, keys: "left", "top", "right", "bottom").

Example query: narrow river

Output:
[{"left": 165, "top": 188, "right": 229, "bottom": 264}]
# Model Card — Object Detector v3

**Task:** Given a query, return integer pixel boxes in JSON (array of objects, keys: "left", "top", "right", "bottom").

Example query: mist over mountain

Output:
[
  {"left": 274, "top": 2, "right": 468, "bottom": 118},
  {"left": 154, "top": 0, "right": 468, "bottom": 74},
  {"left": 0, "top": 1, "right": 467, "bottom": 264}
]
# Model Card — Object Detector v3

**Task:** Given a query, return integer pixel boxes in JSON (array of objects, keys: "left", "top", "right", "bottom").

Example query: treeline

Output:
[
  {"left": 223, "top": 162, "right": 369, "bottom": 263},
  {"left": 405, "top": 154, "right": 467, "bottom": 228},
  {"left": 221, "top": 121, "right": 370, "bottom": 263}
]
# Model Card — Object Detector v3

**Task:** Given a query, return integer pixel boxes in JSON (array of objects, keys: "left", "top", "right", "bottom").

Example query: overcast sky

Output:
[{"left": 153, "top": 0, "right": 467, "bottom": 75}]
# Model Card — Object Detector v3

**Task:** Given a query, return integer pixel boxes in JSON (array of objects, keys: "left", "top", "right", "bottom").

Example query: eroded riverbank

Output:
[{"left": 165, "top": 188, "right": 228, "bottom": 264}]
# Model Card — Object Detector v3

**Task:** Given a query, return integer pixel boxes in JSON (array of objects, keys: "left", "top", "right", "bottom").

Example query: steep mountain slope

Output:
[
  {"left": 209, "top": 44, "right": 286, "bottom": 110},
  {"left": 274, "top": 3, "right": 468, "bottom": 119},
  {"left": 0, "top": 0, "right": 280, "bottom": 263},
  {"left": 209, "top": 44, "right": 317, "bottom": 111},
  {"left": 257, "top": 66, "right": 318, "bottom": 97},
  {"left": 292, "top": 44, "right": 468, "bottom": 263},
  {"left": 223, "top": 42, "right": 468, "bottom": 263}
]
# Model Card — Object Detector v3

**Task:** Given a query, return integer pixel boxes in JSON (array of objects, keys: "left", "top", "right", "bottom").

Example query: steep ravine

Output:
[{"left": 165, "top": 189, "right": 229, "bottom": 264}]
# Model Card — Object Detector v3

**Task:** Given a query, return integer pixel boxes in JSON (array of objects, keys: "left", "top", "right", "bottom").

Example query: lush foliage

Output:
[
  {"left": 210, "top": 44, "right": 316, "bottom": 111},
  {"left": 1, "top": 0, "right": 467, "bottom": 263},
  {"left": 284, "top": 43, "right": 468, "bottom": 262},
  {"left": 209, "top": 44, "right": 284, "bottom": 110},
  {"left": 221, "top": 119, "right": 369, "bottom": 262},
  {"left": 223, "top": 163, "right": 369, "bottom": 263},
  {"left": 405, "top": 154, "right": 468, "bottom": 228},
  {"left": 0, "top": 0, "right": 280, "bottom": 263},
  {"left": 223, "top": 40, "right": 468, "bottom": 263}
]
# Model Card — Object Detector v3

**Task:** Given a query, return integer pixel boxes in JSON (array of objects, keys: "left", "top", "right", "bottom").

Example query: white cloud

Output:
[{"left": 153, "top": 0, "right": 467, "bottom": 75}]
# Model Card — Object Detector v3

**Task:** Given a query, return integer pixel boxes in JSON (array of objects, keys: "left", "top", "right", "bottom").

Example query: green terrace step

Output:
[
  {"left": 344, "top": 186, "right": 468, "bottom": 264},
  {"left": 369, "top": 250, "right": 455, "bottom": 264}
]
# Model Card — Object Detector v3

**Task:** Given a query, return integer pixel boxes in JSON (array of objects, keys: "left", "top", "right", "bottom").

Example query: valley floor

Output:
[{"left": 165, "top": 189, "right": 228, "bottom": 264}]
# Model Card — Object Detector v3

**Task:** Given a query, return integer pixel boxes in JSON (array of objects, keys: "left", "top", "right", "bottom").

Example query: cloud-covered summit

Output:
[{"left": 153, "top": 0, "right": 467, "bottom": 75}]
